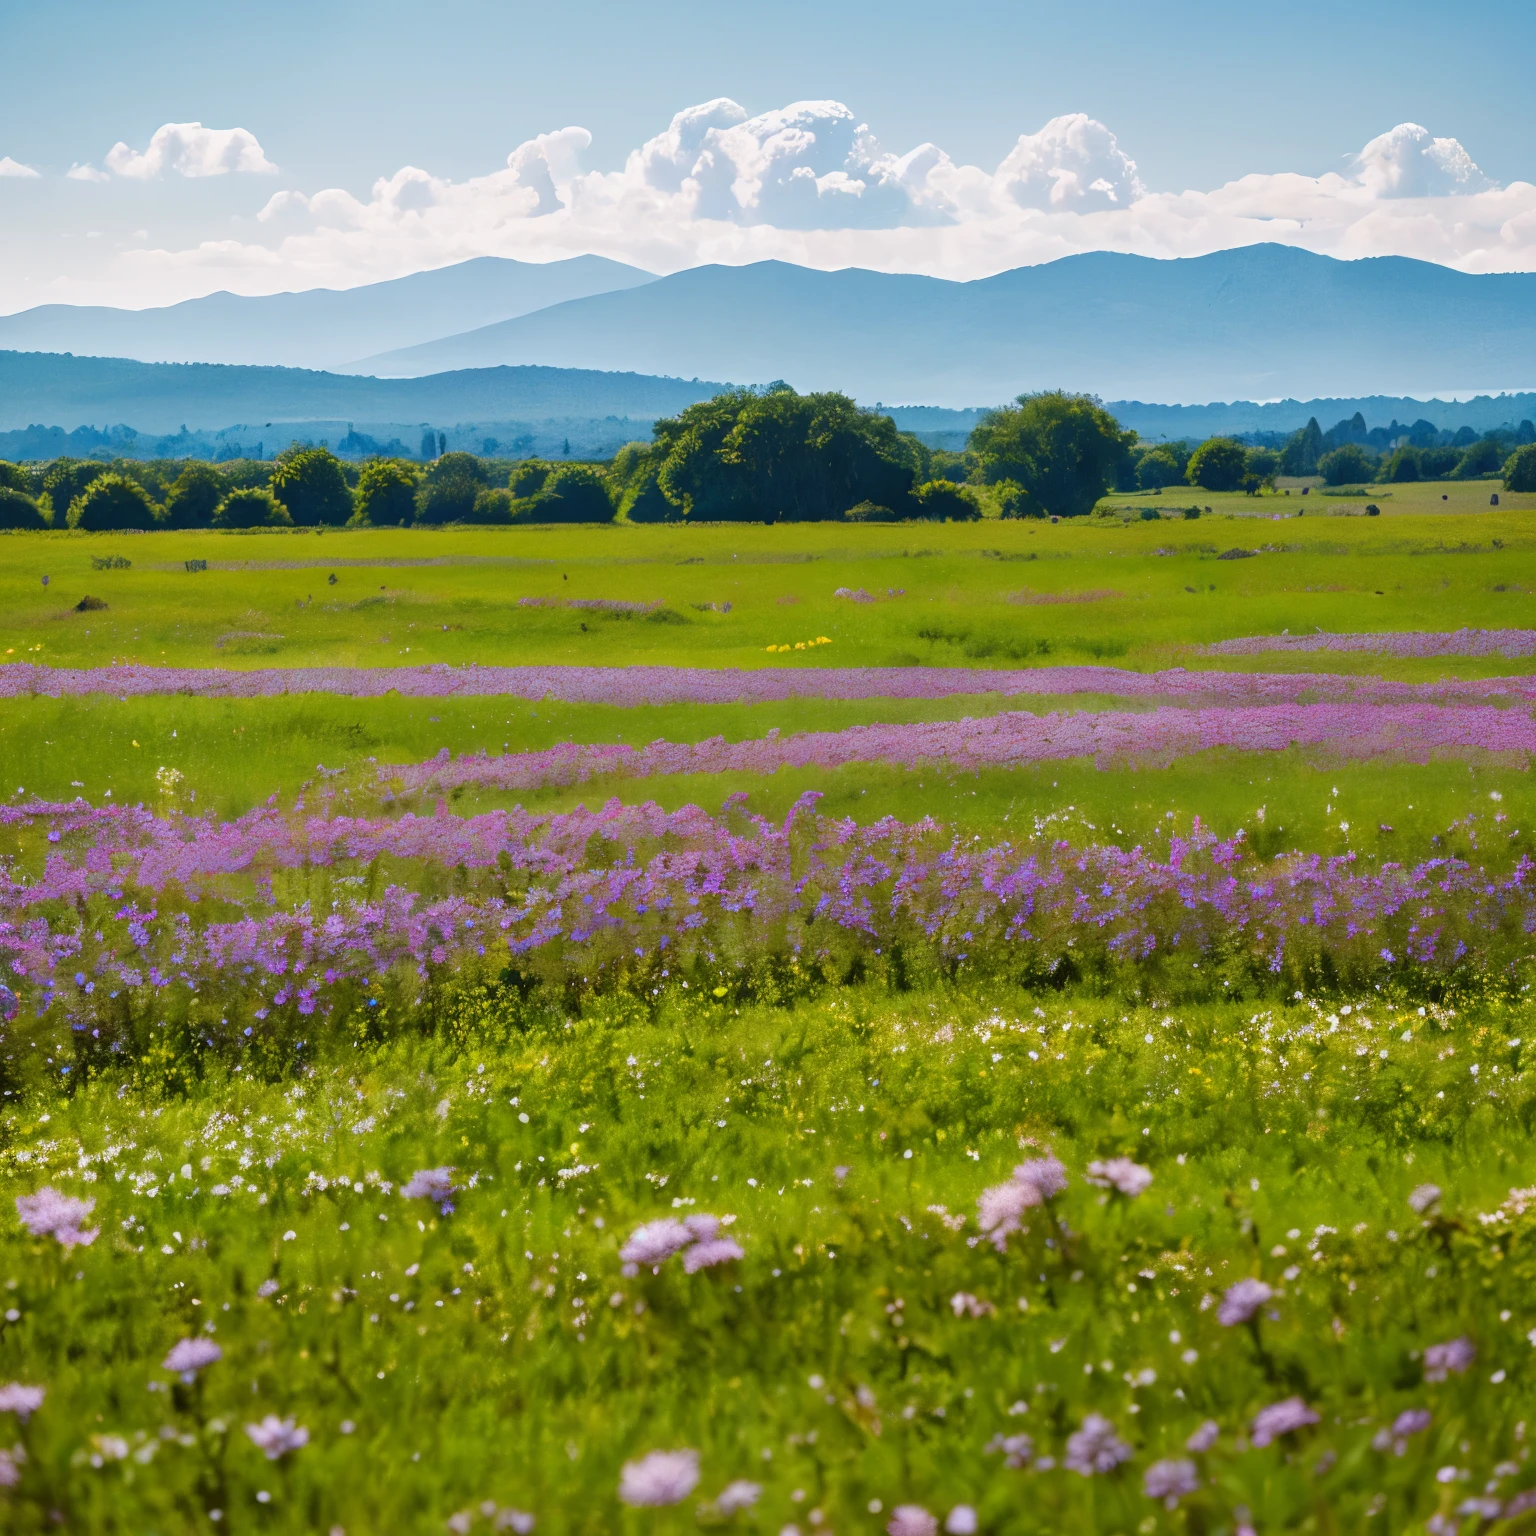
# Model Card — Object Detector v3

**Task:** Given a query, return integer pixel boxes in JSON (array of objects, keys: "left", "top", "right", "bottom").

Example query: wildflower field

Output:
[{"left": 3, "top": 501, "right": 1536, "bottom": 1534}]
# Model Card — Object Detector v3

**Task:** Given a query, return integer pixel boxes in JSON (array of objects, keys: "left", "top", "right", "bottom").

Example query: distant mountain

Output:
[
  {"left": 0, "top": 352, "right": 729, "bottom": 436},
  {"left": 350, "top": 246, "right": 1536, "bottom": 408},
  {"left": 0, "top": 256, "right": 655, "bottom": 372}
]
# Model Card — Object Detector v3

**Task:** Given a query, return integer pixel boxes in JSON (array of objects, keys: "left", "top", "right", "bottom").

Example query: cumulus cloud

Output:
[
  {"left": 100, "top": 103, "right": 1536, "bottom": 302},
  {"left": 0, "top": 157, "right": 40, "bottom": 179},
  {"left": 66, "top": 163, "right": 110, "bottom": 183},
  {"left": 104, "top": 122, "right": 276, "bottom": 179}
]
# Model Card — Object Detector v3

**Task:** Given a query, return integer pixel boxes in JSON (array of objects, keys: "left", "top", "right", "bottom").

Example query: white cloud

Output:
[
  {"left": 66, "top": 163, "right": 110, "bottom": 183},
  {"left": 0, "top": 157, "right": 39, "bottom": 179},
  {"left": 65, "top": 104, "right": 1536, "bottom": 304},
  {"left": 104, "top": 122, "right": 276, "bottom": 179}
]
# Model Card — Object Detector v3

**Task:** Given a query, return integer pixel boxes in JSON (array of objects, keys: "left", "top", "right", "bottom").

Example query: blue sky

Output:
[{"left": 2, "top": 0, "right": 1533, "bottom": 307}]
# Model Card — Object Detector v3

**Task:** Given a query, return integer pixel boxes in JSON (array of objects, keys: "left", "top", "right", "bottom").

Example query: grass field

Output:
[{"left": 2, "top": 492, "right": 1536, "bottom": 1533}]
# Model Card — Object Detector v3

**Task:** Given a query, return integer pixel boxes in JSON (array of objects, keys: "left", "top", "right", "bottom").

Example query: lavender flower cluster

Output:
[
  {"left": 1203, "top": 629, "right": 1536, "bottom": 659},
  {"left": 393, "top": 702, "right": 1536, "bottom": 796},
  {"left": 2, "top": 790, "right": 1531, "bottom": 1029},
  {"left": 2, "top": 661, "right": 1532, "bottom": 707}
]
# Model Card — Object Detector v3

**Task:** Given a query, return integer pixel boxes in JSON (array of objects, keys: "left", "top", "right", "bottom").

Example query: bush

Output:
[
  {"left": 1185, "top": 438, "right": 1248, "bottom": 492},
  {"left": 1384, "top": 447, "right": 1420, "bottom": 482},
  {"left": 1317, "top": 443, "right": 1377, "bottom": 486},
  {"left": 508, "top": 461, "right": 552, "bottom": 498},
  {"left": 1453, "top": 437, "right": 1505, "bottom": 479},
  {"left": 42, "top": 459, "right": 106, "bottom": 519},
  {"left": 468, "top": 489, "right": 514, "bottom": 525},
  {"left": 995, "top": 480, "right": 1042, "bottom": 519},
  {"left": 212, "top": 487, "right": 292, "bottom": 529},
  {"left": 0, "top": 486, "right": 46, "bottom": 529},
  {"left": 415, "top": 453, "right": 488, "bottom": 525},
  {"left": 910, "top": 479, "right": 980, "bottom": 521},
  {"left": 523, "top": 465, "right": 615, "bottom": 524},
  {"left": 269, "top": 448, "right": 353, "bottom": 526},
  {"left": 844, "top": 500, "right": 899, "bottom": 522},
  {"left": 1505, "top": 443, "right": 1536, "bottom": 493},
  {"left": 0, "top": 460, "right": 32, "bottom": 495},
  {"left": 352, "top": 459, "right": 420, "bottom": 527},
  {"left": 620, "top": 465, "right": 679, "bottom": 524},
  {"left": 66, "top": 473, "right": 159, "bottom": 531},
  {"left": 163, "top": 462, "right": 229, "bottom": 529}
]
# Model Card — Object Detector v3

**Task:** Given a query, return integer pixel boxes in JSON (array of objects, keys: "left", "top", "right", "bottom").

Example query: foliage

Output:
[
  {"left": 910, "top": 479, "right": 981, "bottom": 521},
  {"left": 1184, "top": 437, "right": 1248, "bottom": 493},
  {"left": 269, "top": 449, "right": 353, "bottom": 527},
  {"left": 212, "top": 487, "right": 292, "bottom": 530},
  {"left": 351, "top": 459, "right": 420, "bottom": 527},
  {"left": 1278, "top": 418, "right": 1324, "bottom": 477},
  {"left": 0, "top": 487, "right": 46, "bottom": 530},
  {"left": 519, "top": 464, "right": 615, "bottom": 524},
  {"left": 416, "top": 453, "right": 489, "bottom": 526},
  {"left": 969, "top": 391, "right": 1134, "bottom": 520},
  {"left": 1452, "top": 436, "right": 1505, "bottom": 479},
  {"left": 42, "top": 459, "right": 107, "bottom": 519},
  {"left": 163, "top": 463, "right": 229, "bottom": 530},
  {"left": 1134, "top": 443, "right": 1187, "bottom": 490},
  {"left": 1318, "top": 443, "right": 1378, "bottom": 486},
  {"left": 65, "top": 473, "right": 159, "bottom": 532},
  {"left": 1505, "top": 443, "right": 1536, "bottom": 494},
  {"left": 0, "top": 460, "right": 34, "bottom": 494},
  {"left": 652, "top": 386, "right": 926, "bottom": 523},
  {"left": 993, "top": 480, "right": 1042, "bottom": 519}
]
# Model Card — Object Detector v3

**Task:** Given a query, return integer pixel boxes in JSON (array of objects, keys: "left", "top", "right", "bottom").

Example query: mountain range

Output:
[{"left": 0, "top": 256, "right": 654, "bottom": 372}]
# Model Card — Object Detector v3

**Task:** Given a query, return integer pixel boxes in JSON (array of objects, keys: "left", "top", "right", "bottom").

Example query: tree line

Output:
[{"left": 2, "top": 387, "right": 1534, "bottom": 532}]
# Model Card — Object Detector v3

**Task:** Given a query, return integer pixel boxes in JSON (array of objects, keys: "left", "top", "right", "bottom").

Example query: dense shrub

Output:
[
  {"left": 468, "top": 488, "right": 514, "bottom": 524},
  {"left": 351, "top": 459, "right": 420, "bottom": 527},
  {"left": 0, "top": 486, "right": 46, "bottom": 529},
  {"left": 994, "top": 479, "right": 1043, "bottom": 519},
  {"left": 521, "top": 464, "right": 615, "bottom": 524},
  {"left": 43, "top": 459, "right": 106, "bottom": 519},
  {"left": 970, "top": 391, "right": 1133, "bottom": 519},
  {"left": 269, "top": 448, "right": 353, "bottom": 526},
  {"left": 1135, "top": 445, "right": 1186, "bottom": 489},
  {"left": 212, "top": 487, "right": 292, "bottom": 529},
  {"left": 0, "top": 460, "right": 32, "bottom": 494},
  {"left": 1185, "top": 437, "right": 1248, "bottom": 492},
  {"left": 415, "top": 452, "right": 488, "bottom": 525},
  {"left": 1453, "top": 437, "right": 1504, "bottom": 479},
  {"left": 1506, "top": 443, "right": 1536, "bottom": 493},
  {"left": 163, "top": 462, "right": 229, "bottom": 529},
  {"left": 844, "top": 500, "right": 899, "bottom": 522},
  {"left": 508, "top": 461, "right": 552, "bottom": 498},
  {"left": 910, "top": 479, "right": 980, "bottom": 521},
  {"left": 66, "top": 473, "right": 159, "bottom": 531},
  {"left": 1318, "top": 443, "right": 1377, "bottom": 486}
]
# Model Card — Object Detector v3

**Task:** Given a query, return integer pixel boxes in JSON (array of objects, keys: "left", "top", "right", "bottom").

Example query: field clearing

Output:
[{"left": 4, "top": 502, "right": 1536, "bottom": 1531}]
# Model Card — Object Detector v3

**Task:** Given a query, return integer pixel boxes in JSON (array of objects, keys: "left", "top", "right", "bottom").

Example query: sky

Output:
[{"left": 2, "top": 0, "right": 1534, "bottom": 310}]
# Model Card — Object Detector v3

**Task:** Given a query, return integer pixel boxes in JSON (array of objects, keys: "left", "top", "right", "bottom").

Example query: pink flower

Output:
[
  {"left": 713, "top": 1480, "right": 761, "bottom": 1514},
  {"left": 681, "top": 1237, "right": 744, "bottom": 1273},
  {"left": 15, "top": 1187, "right": 98, "bottom": 1250},
  {"left": 977, "top": 1179, "right": 1042, "bottom": 1252},
  {"left": 163, "top": 1338, "right": 222, "bottom": 1380},
  {"left": 0, "top": 1448, "right": 19, "bottom": 1488},
  {"left": 887, "top": 1507, "right": 938, "bottom": 1536},
  {"left": 245, "top": 1415, "right": 308, "bottom": 1459},
  {"left": 1064, "top": 1413, "right": 1132, "bottom": 1475},
  {"left": 1143, "top": 1458, "right": 1199, "bottom": 1507},
  {"left": 1250, "top": 1397, "right": 1318, "bottom": 1447},
  {"left": 1217, "top": 1278, "right": 1273, "bottom": 1327},
  {"left": 1014, "top": 1156, "right": 1068, "bottom": 1200},
  {"left": 1086, "top": 1158, "right": 1153, "bottom": 1197},
  {"left": 618, "top": 1449, "right": 700, "bottom": 1506},
  {"left": 1424, "top": 1337, "right": 1476, "bottom": 1382},
  {"left": 0, "top": 1383, "right": 44, "bottom": 1421},
  {"left": 945, "top": 1508, "right": 978, "bottom": 1535}
]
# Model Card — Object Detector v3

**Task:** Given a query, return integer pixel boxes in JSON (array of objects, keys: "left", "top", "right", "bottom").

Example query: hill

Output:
[
  {"left": 350, "top": 246, "right": 1536, "bottom": 407},
  {"left": 0, "top": 256, "right": 655, "bottom": 372}
]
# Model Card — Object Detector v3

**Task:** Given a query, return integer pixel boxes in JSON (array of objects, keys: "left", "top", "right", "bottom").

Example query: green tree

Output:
[
  {"left": 163, "top": 462, "right": 228, "bottom": 529},
  {"left": 0, "top": 487, "right": 46, "bottom": 529},
  {"left": 212, "top": 487, "right": 292, "bottom": 529},
  {"left": 42, "top": 459, "right": 106, "bottom": 519},
  {"left": 968, "top": 391, "right": 1133, "bottom": 520},
  {"left": 66, "top": 473, "right": 159, "bottom": 531},
  {"left": 467, "top": 489, "right": 514, "bottom": 524},
  {"left": 1184, "top": 437, "right": 1248, "bottom": 492},
  {"left": 1135, "top": 443, "right": 1186, "bottom": 490},
  {"left": 619, "top": 460, "right": 677, "bottom": 524},
  {"left": 1244, "top": 447, "right": 1279, "bottom": 486},
  {"left": 0, "top": 460, "right": 32, "bottom": 494},
  {"left": 1384, "top": 446, "right": 1421, "bottom": 482},
  {"left": 415, "top": 452, "right": 488, "bottom": 525},
  {"left": 352, "top": 460, "right": 420, "bottom": 527},
  {"left": 1317, "top": 444, "right": 1377, "bottom": 486},
  {"left": 994, "top": 480, "right": 1042, "bottom": 519},
  {"left": 1279, "top": 418, "right": 1324, "bottom": 477},
  {"left": 509, "top": 461, "right": 553, "bottom": 498},
  {"left": 1453, "top": 437, "right": 1504, "bottom": 479},
  {"left": 269, "top": 448, "right": 353, "bottom": 527},
  {"left": 652, "top": 386, "right": 926, "bottom": 523},
  {"left": 1505, "top": 443, "right": 1536, "bottom": 493},
  {"left": 519, "top": 464, "right": 615, "bottom": 524}
]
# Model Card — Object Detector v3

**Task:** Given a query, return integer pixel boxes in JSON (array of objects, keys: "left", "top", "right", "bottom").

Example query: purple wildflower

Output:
[
  {"left": 0, "top": 1449, "right": 19, "bottom": 1488},
  {"left": 0, "top": 1383, "right": 44, "bottom": 1421},
  {"left": 1185, "top": 1420, "right": 1220, "bottom": 1453},
  {"left": 713, "top": 1481, "right": 761, "bottom": 1514},
  {"left": 618, "top": 1449, "right": 699, "bottom": 1506},
  {"left": 1250, "top": 1397, "right": 1319, "bottom": 1448},
  {"left": 887, "top": 1507, "right": 938, "bottom": 1536},
  {"left": 1143, "top": 1458, "right": 1199, "bottom": 1507},
  {"left": 163, "top": 1338, "right": 222, "bottom": 1381},
  {"left": 1014, "top": 1156, "right": 1069, "bottom": 1200},
  {"left": 1217, "top": 1278, "right": 1273, "bottom": 1327},
  {"left": 1086, "top": 1157, "right": 1153, "bottom": 1197},
  {"left": 1064, "top": 1414, "right": 1132, "bottom": 1475},
  {"left": 15, "top": 1187, "right": 98, "bottom": 1250},
  {"left": 400, "top": 1167, "right": 456, "bottom": 1213},
  {"left": 976, "top": 1179, "right": 1041, "bottom": 1252},
  {"left": 245, "top": 1415, "right": 308, "bottom": 1459},
  {"left": 1408, "top": 1184, "right": 1442, "bottom": 1214},
  {"left": 620, "top": 1218, "right": 695, "bottom": 1266},
  {"left": 945, "top": 1509, "right": 978, "bottom": 1535},
  {"left": 985, "top": 1432, "right": 1034, "bottom": 1468},
  {"left": 681, "top": 1237, "right": 744, "bottom": 1273},
  {"left": 1374, "top": 1408, "right": 1431, "bottom": 1454},
  {"left": 1424, "top": 1338, "right": 1476, "bottom": 1382}
]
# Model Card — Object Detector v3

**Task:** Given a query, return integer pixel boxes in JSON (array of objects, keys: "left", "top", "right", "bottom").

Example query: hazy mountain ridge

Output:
[{"left": 0, "top": 256, "right": 655, "bottom": 372}]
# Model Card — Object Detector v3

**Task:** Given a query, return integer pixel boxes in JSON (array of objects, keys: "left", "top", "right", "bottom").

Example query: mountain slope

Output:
[
  {"left": 0, "top": 256, "right": 655, "bottom": 372},
  {"left": 0, "top": 353, "right": 728, "bottom": 435},
  {"left": 351, "top": 246, "right": 1536, "bottom": 407}
]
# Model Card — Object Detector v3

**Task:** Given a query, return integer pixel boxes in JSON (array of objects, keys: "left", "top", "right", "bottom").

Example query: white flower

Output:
[
  {"left": 618, "top": 1449, "right": 700, "bottom": 1506},
  {"left": 245, "top": 1415, "right": 309, "bottom": 1459},
  {"left": 1408, "top": 1183, "right": 1442, "bottom": 1214},
  {"left": 945, "top": 1508, "right": 978, "bottom": 1535}
]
